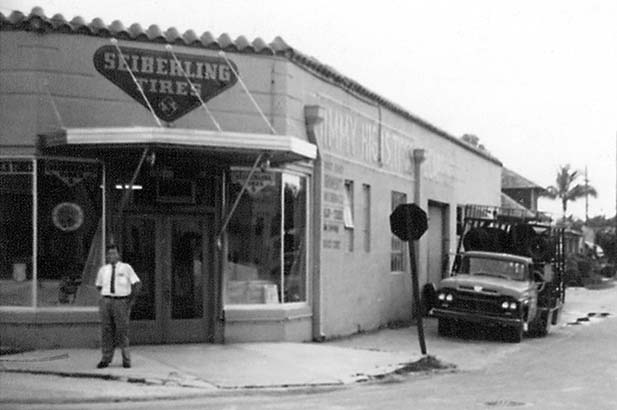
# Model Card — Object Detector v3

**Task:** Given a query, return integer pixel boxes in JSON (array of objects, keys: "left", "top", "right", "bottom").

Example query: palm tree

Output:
[{"left": 544, "top": 164, "right": 598, "bottom": 221}]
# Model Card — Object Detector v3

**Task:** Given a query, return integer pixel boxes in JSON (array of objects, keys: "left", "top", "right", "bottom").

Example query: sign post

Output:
[{"left": 389, "top": 203, "right": 428, "bottom": 355}]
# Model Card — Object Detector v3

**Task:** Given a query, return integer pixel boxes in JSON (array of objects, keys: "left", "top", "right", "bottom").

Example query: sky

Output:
[{"left": 2, "top": 0, "right": 617, "bottom": 220}]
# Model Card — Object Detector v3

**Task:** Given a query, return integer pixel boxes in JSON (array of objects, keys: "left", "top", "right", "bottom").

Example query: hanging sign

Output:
[
  {"left": 93, "top": 45, "right": 238, "bottom": 122},
  {"left": 44, "top": 160, "right": 98, "bottom": 187},
  {"left": 230, "top": 170, "right": 275, "bottom": 196}
]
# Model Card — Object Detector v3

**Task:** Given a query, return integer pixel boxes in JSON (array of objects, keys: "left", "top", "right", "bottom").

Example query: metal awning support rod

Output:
[
  {"left": 42, "top": 80, "right": 64, "bottom": 128},
  {"left": 219, "top": 51, "right": 277, "bottom": 135},
  {"left": 216, "top": 152, "right": 264, "bottom": 247},
  {"left": 111, "top": 38, "right": 163, "bottom": 128},
  {"left": 166, "top": 45, "right": 223, "bottom": 132},
  {"left": 117, "top": 147, "right": 149, "bottom": 214},
  {"left": 109, "top": 38, "right": 164, "bottom": 243}
]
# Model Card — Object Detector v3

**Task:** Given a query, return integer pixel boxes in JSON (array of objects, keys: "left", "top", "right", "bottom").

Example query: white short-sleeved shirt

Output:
[{"left": 95, "top": 262, "right": 140, "bottom": 297}]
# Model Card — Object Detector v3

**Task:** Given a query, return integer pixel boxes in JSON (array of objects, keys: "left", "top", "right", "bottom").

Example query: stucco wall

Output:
[
  {"left": 283, "top": 62, "right": 501, "bottom": 337},
  {"left": 0, "top": 29, "right": 502, "bottom": 342},
  {"left": 0, "top": 31, "right": 299, "bottom": 151}
]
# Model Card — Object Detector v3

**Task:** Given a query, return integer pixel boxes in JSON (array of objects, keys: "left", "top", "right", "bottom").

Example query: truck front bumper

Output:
[{"left": 430, "top": 308, "right": 523, "bottom": 328}]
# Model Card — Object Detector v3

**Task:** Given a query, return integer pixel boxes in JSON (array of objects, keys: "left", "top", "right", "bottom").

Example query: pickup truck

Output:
[{"left": 430, "top": 205, "right": 565, "bottom": 343}]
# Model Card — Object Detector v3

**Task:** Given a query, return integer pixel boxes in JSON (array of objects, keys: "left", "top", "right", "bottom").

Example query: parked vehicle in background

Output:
[{"left": 431, "top": 205, "right": 565, "bottom": 343}]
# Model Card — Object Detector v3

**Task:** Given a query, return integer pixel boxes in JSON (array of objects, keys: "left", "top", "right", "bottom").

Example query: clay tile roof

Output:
[
  {"left": 217, "top": 33, "right": 235, "bottom": 50},
  {"left": 502, "top": 167, "right": 546, "bottom": 192},
  {"left": 90, "top": 17, "right": 109, "bottom": 35},
  {"left": 252, "top": 37, "right": 272, "bottom": 54},
  {"left": 50, "top": 13, "right": 71, "bottom": 31},
  {"left": 146, "top": 24, "right": 165, "bottom": 41},
  {"left": 183, "top": 29, "right": 199, "bottom": 45},
  {"left": 0, "top": 6, "right": 502, "bottom": 165},
  {"left": 29, "top": 6, "right": 46, "bottom": 19},
  {"left": 7, "top": 10, "right": 25, "bottom": 25},
  {"left": 199, "top": 31, "right": 217, "bottom": 47},
  {"left": 234, "top": 35, "right": 250, "bottom": 50},
  {"left": 165, "top": 26, "right": 183, "bottom": 43},
  {"left": 126, "top": 22, "right": 143, "bottom": 38}
]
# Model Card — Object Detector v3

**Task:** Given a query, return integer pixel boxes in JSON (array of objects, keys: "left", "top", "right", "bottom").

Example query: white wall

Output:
[{"left": 284, "top": 61, "right": 501, "bottom": 337}]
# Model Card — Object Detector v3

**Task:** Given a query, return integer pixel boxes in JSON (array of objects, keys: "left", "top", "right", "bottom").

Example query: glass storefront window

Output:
[
  {"left": 0, "top": 157, "right": 103, "bottom": 308},
  {"left": 225, "top": 169, "right": 307, "bottom": 305},
  {"left": 0, "top": 159, "right": 34, "bottom": 306},
  {"left": 36, "top": 159, "right": 103, "bottom": 306},
  {"left": 282, "top": 174, "right": 307, "bottom": 302}
]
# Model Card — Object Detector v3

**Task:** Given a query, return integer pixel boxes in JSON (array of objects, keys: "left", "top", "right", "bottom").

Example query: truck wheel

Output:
[
  {"left": 540, "top": 311, "right": 552, "bottom": 336},
  {"left": 539, "top": 315, "right": 551, "bottom": 337},
  {"left": 506, "top": 326, "right": 523, "bottom": 343},
  {"left": 438, "top": 318, "right": 456, "bottom": 337},
  {"left": 529, "top": 312, "right": 551, "bottom": 337}
]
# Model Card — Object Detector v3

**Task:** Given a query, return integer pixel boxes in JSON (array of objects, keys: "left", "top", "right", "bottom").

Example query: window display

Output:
[
  {"left": 225, "top": 169, "right": 307, "bottom": 304},
  {"left": 0, "top": 157, "right": 103, "bottom": 307},
  {"left": 0, "top": 159, "right": 34, "bottom": 306}
]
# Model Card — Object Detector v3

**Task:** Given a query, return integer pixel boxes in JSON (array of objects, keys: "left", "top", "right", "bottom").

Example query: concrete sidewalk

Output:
[
  {"left": 1, "top": 281, "right": 615, "bottom": 403},
  {"left": 0, "top": 341, "right": 416, "bottom": 391}
]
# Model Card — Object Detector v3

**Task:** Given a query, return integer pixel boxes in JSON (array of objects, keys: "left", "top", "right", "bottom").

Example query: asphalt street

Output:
[
  {"left": 3, "top": 305, "right": 616, "bottom": 408},
  {"left": 2, "top": 284, "right": 616, "bottom": 409}
]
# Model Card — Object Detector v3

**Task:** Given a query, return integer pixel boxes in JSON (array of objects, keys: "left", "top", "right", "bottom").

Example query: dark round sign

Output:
[
  {"left": 389, "top": 203, "right": 428, "bottom": 241},
  {"left": 52, "top": 202, "right": 84, "bottom": 232}
]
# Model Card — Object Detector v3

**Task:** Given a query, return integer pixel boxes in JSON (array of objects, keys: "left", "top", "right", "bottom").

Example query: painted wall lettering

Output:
[
  {"left": 322, "top": 159, "right": 346, "bottom": 251},
  {"left": 315, "top": 101, "right": 415, "bottom": 174}
]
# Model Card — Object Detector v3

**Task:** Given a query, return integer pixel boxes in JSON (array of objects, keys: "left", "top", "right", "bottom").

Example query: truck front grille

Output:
[{"left": 449, "top": 290, "right": 507, "bottom": 316}]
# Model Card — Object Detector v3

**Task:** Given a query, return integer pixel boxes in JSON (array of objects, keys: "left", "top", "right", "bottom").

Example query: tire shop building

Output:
[{"left": 0, "top": 7, "right": 502, "bottom": 349}]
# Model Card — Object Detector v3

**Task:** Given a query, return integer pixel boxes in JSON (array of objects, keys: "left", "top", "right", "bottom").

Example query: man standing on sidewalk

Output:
[{"left": 95, "top": 244, "right": 141, "bottom": 369}]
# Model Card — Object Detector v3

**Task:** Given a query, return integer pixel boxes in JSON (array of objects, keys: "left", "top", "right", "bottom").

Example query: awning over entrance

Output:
[{"left": 41, "top": 127, "right": 317, "bottom": 165}]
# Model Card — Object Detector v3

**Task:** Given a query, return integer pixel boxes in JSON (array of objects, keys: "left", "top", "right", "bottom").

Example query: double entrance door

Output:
[{"left": 121, "top": 213, "right": 214, "bottom": 344}]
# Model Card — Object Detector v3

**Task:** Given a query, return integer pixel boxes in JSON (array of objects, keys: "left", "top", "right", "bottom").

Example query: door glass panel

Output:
[
  {"left": 123, "top": 217, "right": 156, "bottom": 320},
  {"left": 171, "top": 219, "right": 204, "bottom": 319}
]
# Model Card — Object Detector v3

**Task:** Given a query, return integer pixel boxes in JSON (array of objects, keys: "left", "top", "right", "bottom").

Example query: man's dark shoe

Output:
[
  {"left": 96, "top": 361, "right": 109, "bottom": 369},
  {"left": 123, "top": 362, "right": 131, "bottom": 368}
]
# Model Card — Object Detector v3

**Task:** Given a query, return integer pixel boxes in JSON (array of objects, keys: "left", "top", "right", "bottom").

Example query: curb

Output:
[
  {"left": 0, "top": 358, "right": 448, "bottom": 405},
  {"left": 0, "top": 368, "right": 350, "bottom": 405},
  {"left": 1, "top": 368, "right": 182, "bottom": 386}
]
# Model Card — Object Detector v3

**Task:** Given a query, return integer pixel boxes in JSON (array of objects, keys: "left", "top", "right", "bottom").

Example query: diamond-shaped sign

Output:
[{"left": 93, "top": 45, "right": 238, "bottom": 123}]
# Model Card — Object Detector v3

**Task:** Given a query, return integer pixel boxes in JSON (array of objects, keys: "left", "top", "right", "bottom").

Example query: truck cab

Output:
[{"left": 430, "top": 205, "right": 565, "bottom": 343}]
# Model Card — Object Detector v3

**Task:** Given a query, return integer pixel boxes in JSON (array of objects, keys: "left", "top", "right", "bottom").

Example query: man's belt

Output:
[{"left": 103, "top": 295, "right": 130, "bottom": 299}]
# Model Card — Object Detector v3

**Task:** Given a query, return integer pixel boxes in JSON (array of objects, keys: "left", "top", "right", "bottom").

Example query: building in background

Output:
[
  {"left": 502, "top": 167, "right": 548, "bottom": 212},
  {"left": 0, "top": 7, "right": 501, "bottom": 348}
]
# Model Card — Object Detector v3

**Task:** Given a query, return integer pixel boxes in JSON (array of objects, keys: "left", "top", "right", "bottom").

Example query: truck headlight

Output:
[
  {"left": 502, "top": 301, "right": 518, "bottom": 310},
  {"left": 438, "top": 293, "right": 446, "bottom": 301},
  {"left": 445, "top": 294, "right": 454, "bottom": 302}
]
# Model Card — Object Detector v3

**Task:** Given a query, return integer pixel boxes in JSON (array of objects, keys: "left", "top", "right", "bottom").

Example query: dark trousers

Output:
[{"left": 99, "top": 297, "right": 131, "bottom": 365}]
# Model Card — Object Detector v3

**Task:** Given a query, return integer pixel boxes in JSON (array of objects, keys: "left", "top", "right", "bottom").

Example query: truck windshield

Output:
[{"left": 462, "top": 257, "right": 527, "bottom": 281}]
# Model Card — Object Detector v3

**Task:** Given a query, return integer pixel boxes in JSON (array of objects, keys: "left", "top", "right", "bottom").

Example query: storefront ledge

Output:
[
  {"left": 224, "top": 303, "right": 312, "bottom": 323},
  {"left": 0, "top": 306, "right": 99, "bottom": 324}
]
